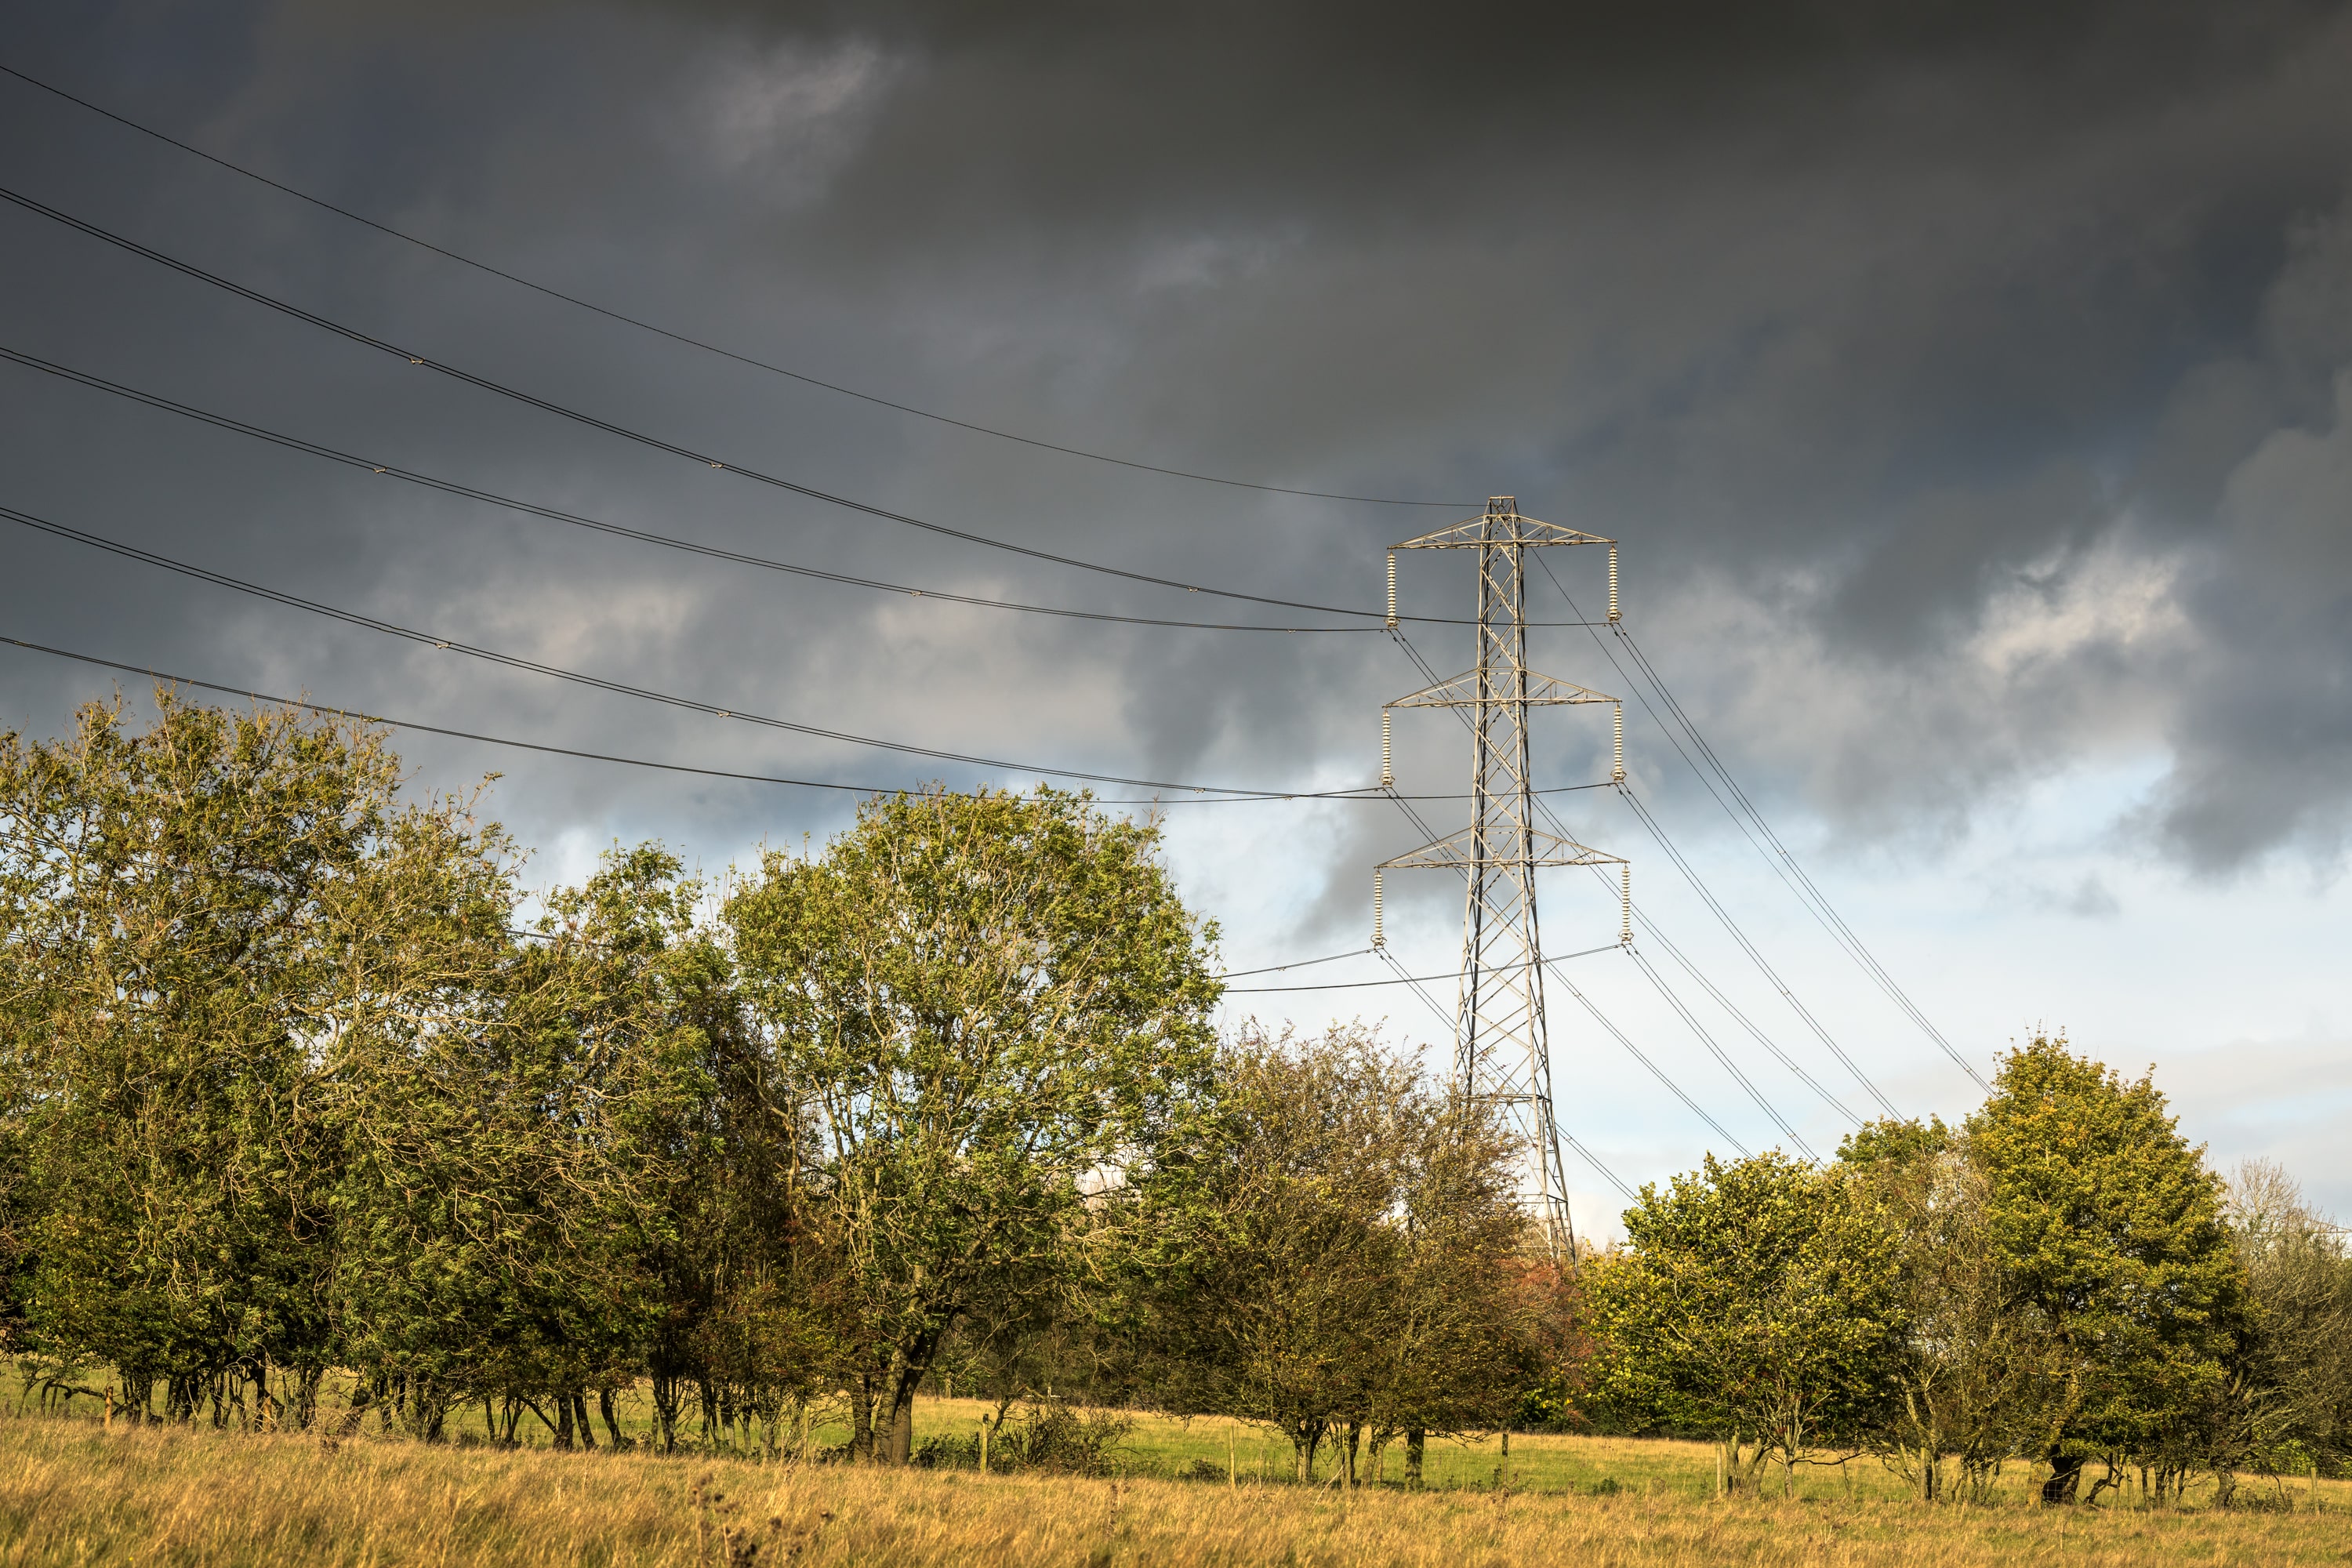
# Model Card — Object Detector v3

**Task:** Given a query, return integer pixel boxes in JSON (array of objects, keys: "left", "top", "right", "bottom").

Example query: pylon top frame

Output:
[{"left": 1392, "top": 495, "right": 1614, "bottom": 554}]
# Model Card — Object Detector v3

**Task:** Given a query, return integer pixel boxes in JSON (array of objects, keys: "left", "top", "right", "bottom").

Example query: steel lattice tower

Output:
[{"left": 1375, "top": 497, "right": 1628, "bottom": 1259}]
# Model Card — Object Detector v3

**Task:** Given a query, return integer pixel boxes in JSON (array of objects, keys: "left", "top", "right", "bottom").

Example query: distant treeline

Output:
[{"left": 1, "top": 695, "right": 2346, "bottom": 1502}]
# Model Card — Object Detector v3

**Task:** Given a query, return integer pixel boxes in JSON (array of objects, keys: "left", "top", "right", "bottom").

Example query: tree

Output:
[
  {"left": 1841, "top": 1119, "right": 2075, "bottom": 1501},
  {"left": 725, "top": 788, "right": 1220, "bottom": 1463},
  {"left": 329, "top": 844, "right": 751, "bottom": 1448},
  {"left": 2206, "top": 1161, "right": 2352, "bottom": 1486},
  {"left": 0, "top": 693, "right": 505, "bottom": 1428},
  {"left": 1588, "top": 1151, "right": 1904, "bottom": 1494},
  {"left": 1967, "top": 1036, "right": 2248, "bottom": 1503},
  {"left": 1135, "top": 1022, "right": 1538, "bottom": 1485}
]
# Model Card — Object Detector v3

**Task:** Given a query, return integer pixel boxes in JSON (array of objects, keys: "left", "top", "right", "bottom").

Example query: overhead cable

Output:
[
  {"left": 1529, "top": 555, "right": 1917, "bottom": 1109},
  {"left": 1613, "top": 622, "right": 1990, "bottom": 1092},
  {"left": 0, "top": 60, "right": 1465, "bottom": 510},
  {"left": 1548, "top": 961, "right": 1751, "bottom": 1159},
  {"left": 1221, "top": 942, "right": 1617, "bottom": 993},
  {"left": 0, "top": 503, "right": 1374, "bottom": 798},
  {"left": 1623, "top": 944, "right": 1817, "bottom": 1158},
  {"left": 0, "top": 182, "right": 1606, "bottom": 629},
  {"left": 1613, "top": 785, "right": 1900, "bottom": 1116},
  {"left": 0, "top": 343, "right": 1368, "bottom": 636},
  {"left": 1385, "top": 622, "right": 1806, "bottom": 1152},
  {"left": 0, "top": 630, "right": 1599, "bottom": 808},
  {"left": 1214, "top": 947, "right": 1377, "bottom": 979},
  {"left": 1630, "top": 909, "right": 1862, "bottom": 1127},
  {"left": 1560, "top": 1133, "right": 1639, "bottom": 1203}
]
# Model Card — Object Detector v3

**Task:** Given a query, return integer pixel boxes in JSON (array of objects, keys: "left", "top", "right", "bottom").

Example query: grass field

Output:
[{"left": 4, "top": 1389, "right": 2349, "bottom": 1567}]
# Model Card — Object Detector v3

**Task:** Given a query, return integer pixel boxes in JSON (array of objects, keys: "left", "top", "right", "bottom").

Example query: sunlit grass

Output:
[{"left": 5, "top": 1387, "right": 2350, "bottom": 1566}]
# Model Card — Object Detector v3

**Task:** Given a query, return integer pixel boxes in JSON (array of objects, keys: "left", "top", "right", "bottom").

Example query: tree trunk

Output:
[
  {"left": 1293, "top": 1422, "right": 1324, "bottom": 1484},
  {"left": 650, "top": 1376, "right": 680, "bottom": 1454},
  {"left": 889, "top": 1392, "right": 915, "bottom": 1465},
  {"left": 1405, "top": 1428, "right": 1425, "bottom": 1489},
  {"left": 554, "top": 1392, "right": 575, "bottom": 1450},
  {"left": 851, "top": 1371, "right": 876, "bottom": 1462},
  {"left": 2042, "top": 1451, "right": 2085, "bottom": 1505},
  {"left": 600, "top": 1388, "right": 626, "bottom": 1450},
  {"left": 572, "top": 1392, "right": 596, "bottom": 1450}
]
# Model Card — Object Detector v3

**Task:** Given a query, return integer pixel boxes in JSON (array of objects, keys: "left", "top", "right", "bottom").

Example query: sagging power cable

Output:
[
  {"left": 1530, "top": 554, "right": 1914, "bottom": 1110},
  {"left": 1611, "top": 621, "right": 1990, "bottom": 1092},
  {"left": 0, "top": 630, "right": 1592, "bottom": 809},
  {"left": 0, "top": 60, "right": 1466, "bottom": 510},
  {"left": 0, "top": 181, "right": 1603, "bottom": 630},
  {"left": 0, "top": 343, "right": 1368, "bottom": 636},
  {"left": 0, "top": 503, "right": 1397, "bottom": 799}
]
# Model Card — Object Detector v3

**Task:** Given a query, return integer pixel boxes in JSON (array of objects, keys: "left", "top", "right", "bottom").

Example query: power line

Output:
[
  {"left": 1221, "top": 942, "right": 1617, "bottom": 993},
  {"left": 1214, "top": 948, "right": 1376, "bottom": 980},
  {"left": 0, "top": 503, "right": 1372, "bottom": 798},
  {"left": 1385, "top": 621, "right": 1806, "bottom": 1155},
  {"left": 1631, "top": 908, "right": 1862, "bottom": 1127},
  {"left": 1559, "top": 1133, "right": 1639, "bottom": 1204},
  {"left": 0, "top": 59, "right": 1466, "bottom": 511},
  {"left": 1526, "top": 555, "right": 1911, "bottom": 1111},
  {"left": 1624, "top": 944, "right": 1816, "bottom": 1159},
  {"left": 1549, "top": 960, "right": 1751, "bottom": 1159},
  {"left": 1612, "top": 622, "right": 1990, "bottom": 1092},
  {"left": 1612, "top": 784, "right": 1899, "bottom": 1116},
  {"left": 0, "top": 181, "right": 1605, "bottom": 630},
  {"left": 0, "top": 343, "right": 1369, "bottom": 636},
  {"left": 0, "top": 631, "right": 1597, "bottom": 808}
]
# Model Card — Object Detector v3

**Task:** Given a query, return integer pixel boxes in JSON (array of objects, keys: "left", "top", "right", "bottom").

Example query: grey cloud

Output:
[{"left": 2, "top": 0, "right": 2352, "bottom": 902}]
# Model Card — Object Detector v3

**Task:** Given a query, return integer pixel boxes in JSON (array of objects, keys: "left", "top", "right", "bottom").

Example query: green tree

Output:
[
  {"left": 2207, "top": 1161, "right": 2352, "bottom": 1489},
  {"left": 1135, "top": 1023, "right": 1537, "bottom": 1485},
  {"left": 1967, "top": 1036, "right": 2248, "bottom": 1503},
  {"left": 0, "top": 693, "right": 504, "bottom": 1427},
  {"left": 1841, "top": 1119, "right": 2075, "bottom": 1501},
  {"left": 1588, "top": 1151, "right": 1904, "bottom": 1494},
  {"left": 726, "top": 788, "right": 1220, "bottom": 1463},
  {"left": 328, "top": 844, "right": 718, "bottom": 1446}
]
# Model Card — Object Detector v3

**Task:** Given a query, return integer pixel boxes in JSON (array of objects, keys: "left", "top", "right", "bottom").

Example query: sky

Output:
[{"left": 3, "top": 0, "right": 2350, "bottom": 1236}]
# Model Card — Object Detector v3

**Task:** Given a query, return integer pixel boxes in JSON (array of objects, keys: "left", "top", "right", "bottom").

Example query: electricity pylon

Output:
[{"left": 1373, "top": 496, "right": 1628, "bottom": 1260}]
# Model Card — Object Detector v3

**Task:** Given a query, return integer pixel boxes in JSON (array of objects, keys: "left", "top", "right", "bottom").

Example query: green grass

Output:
[
  {"left": 18, "top": 1363, "right": 2347, "bottom": 1513},
  {"left": 5, "top": 1407, "right": 2351, "bottom": 1568}
]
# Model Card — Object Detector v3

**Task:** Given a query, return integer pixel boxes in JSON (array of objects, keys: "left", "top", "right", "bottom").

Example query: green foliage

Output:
[
  {"left": 1968, "top": 1036, "right": 2248, "bottom": 1495},
  {"left": 1133, "top": 1022, "right": 1542, "bottom": 1482},
  {"left": 1849, "top": 1131, "right": 2074, "bottom": 1501},
  {"left": 725, "top": 787, "right": 1221, "bottom": 1461},
  {"left": 9, "top": 691, "right": 2350, "bottom": 1505},
  {"left": 1837, "top": 1115, "right": 1952, "bottom": 1168},
  {"left": 1586, "top": 1151, "right": 1903, "bottom": 1486},
  {"left": 328, "top": 844, "right": 718, "bottom": 1441},
  {"left": 0, "top": 695, "right": 508, "bottom": 1425},
  {"left": 2211, "top": 1161, "right": 2352, "bottom": 1483}
]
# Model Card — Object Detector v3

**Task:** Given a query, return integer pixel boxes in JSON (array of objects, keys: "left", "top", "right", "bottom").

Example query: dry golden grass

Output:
[{"left": 2, "top": 1404, "right": 2349, "bottom": 1567}]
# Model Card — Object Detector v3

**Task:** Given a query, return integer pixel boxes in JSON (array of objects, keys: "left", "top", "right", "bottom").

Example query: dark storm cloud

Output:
[{"left": 2, "top": 0, "right": 2350, "bottom": 894}]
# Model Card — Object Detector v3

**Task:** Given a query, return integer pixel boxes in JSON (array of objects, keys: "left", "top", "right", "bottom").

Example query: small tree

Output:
[
  {"left": 0, "top": 693, "right": 505, "bottom": 1428},
  {"left": 1842, "top": 1120, "right": 2076, "bottom": 1501},
  {"left": 328, "top": 845, "right": 695, "bottom": 1444},
  {"left": 1588, "top": 1151, "right": 1904, "bottom": 1493},
  {"left": 1968, "top": 1036, "right": 2247, "bottom": 1503},
  {"left": 727, "top": 788, "right": 1220, "bottom": 1462},
  {"left": 1135, "top": 1022, "right": 1536, "bottom": 1484},
  {"left": 2206, "top": 1162, "right": 2352, "bottom": 1486}
]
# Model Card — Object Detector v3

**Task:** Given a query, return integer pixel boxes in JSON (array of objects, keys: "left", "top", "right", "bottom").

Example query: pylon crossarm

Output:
[
  {"left": 1376, "top": 826, "right": 1627, "bottom": 871},
  {"left": 1387, "top": 669, "right": 1617, "bottom": 709},
  {"left": 1392, "top": 510, "right": 1613, "bottom": 553}
]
